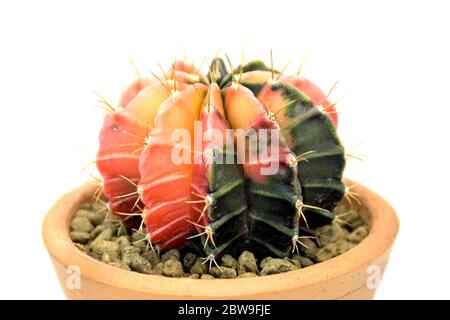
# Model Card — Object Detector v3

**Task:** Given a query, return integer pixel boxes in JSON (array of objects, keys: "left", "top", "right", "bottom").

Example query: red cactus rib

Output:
[
  {"left": 239, "top": 70, "right": 338, "bottom": 127},
  {"left": 138, "top": 84, "right": 207, "bottom": 250},
  {"left": 191, "top": 83, "right": 228, "bottom": 226},
  {"left": 96, "top": 83, "right": 173, "bottom": 226}
]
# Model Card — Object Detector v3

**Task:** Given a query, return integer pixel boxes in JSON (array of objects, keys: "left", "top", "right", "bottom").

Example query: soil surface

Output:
[{"left": 70, "top": 202, "right": 369, "bottom": 278}]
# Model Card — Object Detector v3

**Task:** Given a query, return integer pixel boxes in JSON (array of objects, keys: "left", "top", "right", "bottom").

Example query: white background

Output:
[{"left": 1, "top": 0, "right": 449, "bottom": 299}]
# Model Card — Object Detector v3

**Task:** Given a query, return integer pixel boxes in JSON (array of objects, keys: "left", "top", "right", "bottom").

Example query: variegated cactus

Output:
[{"left": 95, "top": 55, "right": 346, "bottom": 262}]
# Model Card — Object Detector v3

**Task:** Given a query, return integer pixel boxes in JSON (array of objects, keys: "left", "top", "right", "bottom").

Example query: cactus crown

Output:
[{"left": 96, "top": 55, "right": 346, "bottom": 262}]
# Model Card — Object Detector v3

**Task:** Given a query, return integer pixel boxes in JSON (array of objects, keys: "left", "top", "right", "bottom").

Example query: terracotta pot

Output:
[{"left": 42, "top": 180, "right": 399, "bottom": 300}]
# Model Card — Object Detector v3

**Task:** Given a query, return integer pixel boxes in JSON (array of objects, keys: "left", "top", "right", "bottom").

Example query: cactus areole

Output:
[{"left": 96, "top": 57, "right": 346, "bottom": 259}]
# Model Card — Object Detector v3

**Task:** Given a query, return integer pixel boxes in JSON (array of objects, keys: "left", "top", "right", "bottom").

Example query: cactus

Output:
[{"left": 95, "top": 55, "right": 346, "bottom": 260}]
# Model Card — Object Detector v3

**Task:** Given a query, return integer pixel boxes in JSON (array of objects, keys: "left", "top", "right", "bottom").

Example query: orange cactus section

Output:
[
  {"left": 119, "top": 77, "right": 155, "bottom": 107},
  {"left": 138, "top": 84, "right": 207, "bottom": 250}
]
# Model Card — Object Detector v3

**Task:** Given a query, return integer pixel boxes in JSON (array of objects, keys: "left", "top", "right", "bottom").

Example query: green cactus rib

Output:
[
  {"left": 218, "top": 60, "right": 273, "bottom": 88},
  {"left": 201, "top": 148, "right": 248, "bottom": 257},
  {"left": 208, "top": 58, "right": 229, "bottom": 85},
  {"left": 246, "top": 166, "right": 302, "bottom": 257},
  {"left": 249, "top": 81, "right": 346, "bottom": 228}
]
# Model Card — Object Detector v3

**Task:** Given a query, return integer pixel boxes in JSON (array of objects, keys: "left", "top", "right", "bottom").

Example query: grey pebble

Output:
[
  {"left": 151, "top": 263, "right": 164, "bottom": 275},
  {"left": 87, "top": 210, "right": 107, "bottom": 226},
  {"left": 190, "top": 258, "right": 207, "bottom": 275},
  {"left": 260, "top": 259, "right": 298, "bottom": 276},
  {"left": 292, "top": 255, "right": 314, "bottom": 268},
  {"left": 93, "top": 228, "right": 113, "bottom": 242},
  {"left": 315, "top": 243, "right": 338, "bottom": 262},
  {"left": 70, "top": 231, "right": 91, "bottom": 244},
  {"left": 237, "top": 251, "right": 258, "bottom": 274},
  {"left": 161, "top": 249, "right": 181, "bottom": 262},
  {"left": 260, "top": 257, "right": 273, "bottom": 269},
  {"left": 237, "top": 272, "right": 258, "bottom": 278},
  {"left": 347, "top": 226, "right": 369, "bottom": 243},
  {"left": 90, "top": 240, "right": 120, "bottom": 259},
  {"left": 163, "top": 260, "right": 184, "bottom": 277},
  {"left": 209, "top": 266, "right": 237, "bottom": 279},
  {"left": 221, "top": 254, "right": 237, "bottom": 269},
  {"left": 284, "top": 257, "right": 301, "bottom": 268},
  {"left": 142, "top": 250, "right": 160, "bottom": 267},
  {"left": 115, "top": 235, "right": 131, "bottom": 250},
  {"left": 74, "top": 209, "right": 90, "bottom": 219},
  {"left": 299, "top": 238, "right": 318, "bottom": 259},
  {"left": 183, "top": 253, "right": 197, "bottom": 271},
  {"left": 317, "top": 224, "right": 345, "bottom": 247},
  {"left": 70, "top": 217, "right": 94, "bottom": 233}
]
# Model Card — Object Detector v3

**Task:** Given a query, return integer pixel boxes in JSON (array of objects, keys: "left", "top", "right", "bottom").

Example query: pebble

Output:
[
  {"left": 74, "top": 209, "right": 90, "bottom": 219},
  {"left": 260, "top": 257, "right": 273, "bottom": 269},
  {"left": 115, "top": 235, "right": 131, "bottom": 250},
  {"left": 209, "top": 267, "right": 237, "bottom": 279},
  {"left": 70, "top": 217, "right": 94, "bottom": 233},
  {"left": 142, "top": 250, "right": 160, "bottom": 267},
  {"left": 131, "top": 232, "right": 147, "bottom": 249},
  {"left": 284, "top": 257, "right": 301, "bottom": 268},
  {"left": 129, "top": 255, "right": 152, "bottom": 274},
  {"left": 161, "top": 249, "right": 181, "bottom": 262},
  {"left": 260, "top": 259, "right": 298, "bottom": 276},
  {"left": 237, "top": 251, "right": 258, "bottom": 274},
  {"left": 70, "top": 231, "right": 91, "bottom": 244},
  {"left": 190, "top": 258, "right": 207, "bottom": 275},
  {"left": 87, "top": 251, "right": 101, "bottom": 260},
  {"left": 101, "top": 253, "right": 115, "bottom": 263},
  {"left": 151, "top": 263, "right": 164, "bottom": 275},
  {"left": 334, "top": 240, "right": 355, "bottom": 255},
  {"left": 70, "top": 201, "right": 370, "bottom": 279},
  {"left": 221, "top": 254, "right": 237, "bottom": 269},
  {"left": 299, "top": 238, "right": 318, "bottom": 259},
  {"left": 347, "top": 226, "right": 369, "bottom": 243},
  {"left": 317, "top": 224, "right": 345, "bottom": 247},
  {"left": 93, "top": 228, "right": 113, "bottom": 243},
  {"left": 292, "top": 255, "right": 314, "bottom": 268},
  {"left": 74, "top": 243, "right": 86, "bottom": 252},
  {"left": 116, "top": 224, "right": 128, "bottom": 237},
  {"left": 337, "top": 211, "right": 365, "bottom": 229},
  {"left": 90, "top": 225, "right": 108, "bottom": 239},
  {"left": 315, "top": 243, "right": 338, "bottom": 262},
  {"left": 90, "top": 240, "right": 120, "bottom": 259},
  {"left": 87, "top": 210, "right": 107, "bottom": 226},
  {"left": 237, "top": 272, "right": 258, "bottom": 278},
  {"left": 183, "top": 253, "right": 197, "bottom": 271},
  {"left": 121, "top": 245, "right": 140, "bottom": 256},
  {"left": 163, "top": 260, "right": 184, "bottom": 277}
]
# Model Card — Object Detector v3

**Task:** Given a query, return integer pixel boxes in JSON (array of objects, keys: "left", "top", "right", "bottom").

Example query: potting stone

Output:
[
  {"left": 237, "top": 251, "right": 258, "bottom": 274},
  {"left": 70, "top": 203, "right": 370, "bottom": 279},
  {"left": 210, "top": 266, "right": 237, "bottom": 279},
  {"left": 163, "top": 260, "right": 184, "bottom": 277},
  {"left": 260, "top": 259, "right": 298, "bottom": 276}
]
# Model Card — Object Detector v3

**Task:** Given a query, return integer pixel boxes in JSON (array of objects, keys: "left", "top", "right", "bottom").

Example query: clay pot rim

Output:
[{"left": 42, "top": 180, "right": 399, "bottom": 298}]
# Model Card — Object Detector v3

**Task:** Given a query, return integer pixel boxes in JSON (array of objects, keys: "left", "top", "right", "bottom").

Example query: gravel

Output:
[{"left": 70, "top": 202, "right": 369, "bottom": 279}]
